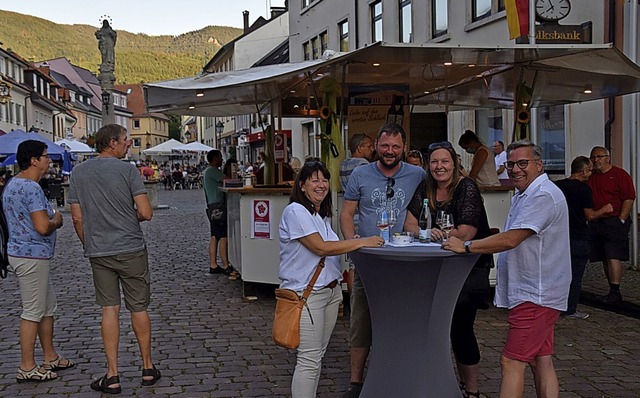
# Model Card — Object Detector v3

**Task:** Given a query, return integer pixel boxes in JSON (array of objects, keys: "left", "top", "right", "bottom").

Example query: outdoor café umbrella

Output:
[
  {"left": 0, "top": 130, "right": 66, "bottom": 160},
  {"left": 0, "top": 154, "right": 16, "bottom": 167}
]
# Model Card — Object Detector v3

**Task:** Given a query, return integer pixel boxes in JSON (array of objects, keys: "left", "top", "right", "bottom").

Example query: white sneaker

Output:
[{"left": 562, "top": 311, "right": 590, "bottom": 319}]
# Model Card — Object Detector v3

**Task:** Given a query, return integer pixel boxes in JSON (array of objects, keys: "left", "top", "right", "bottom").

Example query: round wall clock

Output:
[{"left": 535, "top": 0, "right": 571, "bottom": 22}]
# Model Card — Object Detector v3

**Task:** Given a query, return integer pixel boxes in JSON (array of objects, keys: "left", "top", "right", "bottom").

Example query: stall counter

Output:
[{"left": 222, "top": 186, "right": 292, "bottom": 285}]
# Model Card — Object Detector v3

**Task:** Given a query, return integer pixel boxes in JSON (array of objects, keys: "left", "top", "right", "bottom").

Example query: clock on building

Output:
[{"left": 535, "top": 0, "right": 571, "bottom": 23}]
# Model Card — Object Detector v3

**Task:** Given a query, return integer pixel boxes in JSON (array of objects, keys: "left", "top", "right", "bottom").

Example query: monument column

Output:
[{"left": 96, "top": 19, "right": 117, "bottom": 125}]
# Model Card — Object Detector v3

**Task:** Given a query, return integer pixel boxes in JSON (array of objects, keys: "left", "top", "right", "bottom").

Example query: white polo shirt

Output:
[
  {"left": 279, "top": 202, "right": 342, "bottom": 291},
  {"left": 494, "top": 173, "right": 571, "bottom": 311}
]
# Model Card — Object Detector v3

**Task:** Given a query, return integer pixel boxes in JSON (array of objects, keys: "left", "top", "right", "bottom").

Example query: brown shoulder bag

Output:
[{"left": 272, "top": 258, "right": 326, "bottom": 349}]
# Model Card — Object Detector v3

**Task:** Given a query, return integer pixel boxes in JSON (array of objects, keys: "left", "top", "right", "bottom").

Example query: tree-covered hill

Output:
[{"left": 0, "top": 10, "right": 242, "bottom": 84}]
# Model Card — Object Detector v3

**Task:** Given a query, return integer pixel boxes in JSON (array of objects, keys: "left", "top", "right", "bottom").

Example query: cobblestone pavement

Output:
[{"left": 1, "top": 188, "right": 639, "bottom": 397}]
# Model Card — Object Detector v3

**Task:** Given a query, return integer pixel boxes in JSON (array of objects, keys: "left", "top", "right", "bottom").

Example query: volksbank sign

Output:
[{"left": 535, "top": 22, "right": 593, "bottom": 44}]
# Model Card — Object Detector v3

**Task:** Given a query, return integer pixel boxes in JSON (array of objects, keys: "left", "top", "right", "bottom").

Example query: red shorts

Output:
[{"left": 503, "top": 302, "right": 560, "bottom": 363}]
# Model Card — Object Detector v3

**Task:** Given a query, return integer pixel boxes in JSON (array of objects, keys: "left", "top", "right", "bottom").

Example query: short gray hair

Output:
[{"left": 507, "top": 140, "right": 543, "bottom": 159}]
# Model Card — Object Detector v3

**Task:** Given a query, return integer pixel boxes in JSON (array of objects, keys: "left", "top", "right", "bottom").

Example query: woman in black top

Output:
[{"left": 404, "top": 141, "right": 491, "bottom": 398}]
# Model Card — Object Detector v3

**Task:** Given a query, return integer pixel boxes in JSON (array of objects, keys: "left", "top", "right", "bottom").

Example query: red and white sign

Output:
[
  {"left": 274, "top": 133, "right": 286, "bottom": 163},
  {"left": 251, "top": 199, "right": 271, "bottom": 239}
]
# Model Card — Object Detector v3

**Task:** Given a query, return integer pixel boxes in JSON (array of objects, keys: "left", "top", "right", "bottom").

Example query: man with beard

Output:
[{"left": 339, "top": 123, "right": 425, "bottom": 398}]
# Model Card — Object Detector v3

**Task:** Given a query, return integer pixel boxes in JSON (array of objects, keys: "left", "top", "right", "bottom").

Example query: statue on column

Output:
[{"left": 95, "top": 19, "right": 117, "bottom": 86}]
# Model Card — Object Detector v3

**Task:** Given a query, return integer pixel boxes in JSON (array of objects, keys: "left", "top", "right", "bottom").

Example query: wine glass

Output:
[
  {"left": 48, "top": 198, "right": 58, "bottom": 215},
  {"left": 435, "top": 210, "right": 445, "bottom": 229},
  {"left": 376, "top": 211, "right": 389, "bottom": 240},
  {"left": 388, "top": 211, "right": 397, "bottom": 231},
  {"left": 440, "top": 214, "right": 454, "bottom": 242}
]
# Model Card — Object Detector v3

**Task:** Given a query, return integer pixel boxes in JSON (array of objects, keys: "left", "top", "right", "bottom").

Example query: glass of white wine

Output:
[
  {"left": 440, "top": 214, "right": 454, "bottom": 242},
  {"left": 435, "top": 210, "right": 445, "bottom": 229},
  {"left": 49, "top": 198, "right": 58, "bottom": 215}
]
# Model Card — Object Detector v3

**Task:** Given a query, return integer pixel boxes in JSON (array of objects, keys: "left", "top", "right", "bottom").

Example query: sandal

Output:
[
  {"left": 141, "top": 365, "right": 161, "bottom": 386},
  {"left": 90, "top": 374, "right": 122, "bottom": 394},
  {"left": 43, "top": 355, "right": 76, "bottom": 371},
  {"left": 16, "top": 365, "right": 57, "bottom": 383}
]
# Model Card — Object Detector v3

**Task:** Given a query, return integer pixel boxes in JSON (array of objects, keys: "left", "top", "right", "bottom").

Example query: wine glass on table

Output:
[
  {"left": 388, "top": 211, "right": 397, "bottom": 231},
  {"left": 440, "top": 214, "right": 454, "bottom": 242},
  {"left": 376, "top": 210, "right": 389, "bottom": 241},
  {"left": 435, "top": 210, "right": 445, "bottom": 229}
]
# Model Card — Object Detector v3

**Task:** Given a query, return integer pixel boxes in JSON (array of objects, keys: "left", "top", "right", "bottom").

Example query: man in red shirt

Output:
[{"left": 587, "top": 146, "right": 636, "bottom": 304}]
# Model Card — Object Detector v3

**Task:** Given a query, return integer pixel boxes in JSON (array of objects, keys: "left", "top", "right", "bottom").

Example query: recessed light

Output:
[{"left": 373, "top": 63, "right": 381, "bottom": 67}]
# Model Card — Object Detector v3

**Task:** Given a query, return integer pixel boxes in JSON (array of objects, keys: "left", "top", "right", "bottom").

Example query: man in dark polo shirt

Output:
[
  {"left": 555, "top": 156, "right": 612, "bottom": 318},
  {"left": 588, "top": 146, "right": 636, "bottom": 305}
]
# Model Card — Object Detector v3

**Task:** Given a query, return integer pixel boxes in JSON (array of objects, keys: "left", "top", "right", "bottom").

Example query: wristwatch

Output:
[{"left": 464, "top": 240, "right": 472, "bottom": 254}]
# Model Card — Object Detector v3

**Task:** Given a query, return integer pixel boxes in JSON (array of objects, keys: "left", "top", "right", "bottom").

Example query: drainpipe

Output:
[
  {"left": 603, "top": 0, "right": 616, "bottom": 149},
  {"left": 354, "top": 0, "right": 359, "bottom": 49},
  {"left": 629, "top": 0, "right": 639, "bottom": 270}
]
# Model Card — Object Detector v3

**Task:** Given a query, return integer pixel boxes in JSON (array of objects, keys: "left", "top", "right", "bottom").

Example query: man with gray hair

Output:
[
  {"left": 587, "top": 146, "right": 636, "bottom": 305},
  {"left": 69, "top": 124, "right": 160, "bottom": 394},
  {"left": 555, "top": 156, "right": 612, "bottom": 319},
  {"left": 443, "top": 140, "right": 570, "bottom": 398}
]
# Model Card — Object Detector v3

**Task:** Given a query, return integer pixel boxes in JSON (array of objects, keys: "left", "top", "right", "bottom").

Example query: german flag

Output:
[{"left": 505, "top": 0, "right": 529, "bottom": 40}]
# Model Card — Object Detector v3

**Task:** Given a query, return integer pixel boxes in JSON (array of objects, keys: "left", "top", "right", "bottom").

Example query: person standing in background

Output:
[
  {"left": 555, "top": 156, "right": 613, "bottom": 319},
  {"left": 3, "top": 140, "right": 73, "bottom": 383},
  {"left": 587, "top": 146, "right": 636, "bottom": 305},
  {"left": 204, "top": 150, "right": 233, "bottom": 275},
  {"left": 68, "top": 124, "right": 160, "bottom": 394},
  {"left": 339, "top": 133, "right": 374, "bottom": 295},
  {"left": 493, "top": 141, "right": 509, "bottom": 182},
  {"left": 458, "top": 130, "right": 500, "bottom": 187}
]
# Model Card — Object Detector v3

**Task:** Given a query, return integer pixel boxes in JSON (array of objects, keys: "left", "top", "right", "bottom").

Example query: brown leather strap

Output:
[{"left": 301, "top": 258, "right": 325, "bottom": 302}]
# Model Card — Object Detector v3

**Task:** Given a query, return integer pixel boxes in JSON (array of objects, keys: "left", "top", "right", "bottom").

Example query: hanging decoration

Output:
[{"left": 318, "top": 77, "right": 344, "bottom": 192}]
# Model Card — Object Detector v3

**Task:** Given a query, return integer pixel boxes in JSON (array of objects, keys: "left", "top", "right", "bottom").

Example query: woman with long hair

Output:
[{"left": 404, "top": 142, "right": 492, "bottom": 398}]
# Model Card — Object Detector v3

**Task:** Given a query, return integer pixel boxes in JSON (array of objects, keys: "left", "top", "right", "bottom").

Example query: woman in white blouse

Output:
[{"left": 279, "top": 160, "right": 383, "bottom": 398}]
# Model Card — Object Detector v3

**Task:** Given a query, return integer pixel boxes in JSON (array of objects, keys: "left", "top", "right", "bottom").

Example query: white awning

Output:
[{"left": 145, "top": 43, "right": 640, "bottom": 116}]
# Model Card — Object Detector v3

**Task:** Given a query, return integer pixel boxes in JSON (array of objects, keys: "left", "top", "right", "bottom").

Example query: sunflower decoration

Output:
[{"left": 318, "top": 77, "right": 344, "bottom": 192}]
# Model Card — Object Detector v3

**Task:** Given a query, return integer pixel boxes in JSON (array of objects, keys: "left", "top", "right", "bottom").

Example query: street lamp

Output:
[{"left": 215, "top": 121, "right": 224, "bottom": 135}]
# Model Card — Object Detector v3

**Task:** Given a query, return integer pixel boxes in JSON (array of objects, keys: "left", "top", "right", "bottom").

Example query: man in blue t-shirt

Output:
[{"left": 339, "top": 123, "right": 425, "bottom": 397}]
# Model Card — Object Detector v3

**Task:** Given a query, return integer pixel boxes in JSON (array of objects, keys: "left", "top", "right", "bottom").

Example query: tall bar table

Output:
[{"left": 349, "top": 244, "right": 479, "bottom": 398}]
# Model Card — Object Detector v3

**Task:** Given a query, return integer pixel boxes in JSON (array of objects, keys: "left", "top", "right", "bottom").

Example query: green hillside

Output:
[{"left": 0, "top": 10, "right": 242, "bottom": 84}]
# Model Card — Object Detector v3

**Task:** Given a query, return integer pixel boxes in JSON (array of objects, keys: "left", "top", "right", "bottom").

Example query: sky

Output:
[{"left": 1, "top": 0, "right": 285, "bottom": 36}]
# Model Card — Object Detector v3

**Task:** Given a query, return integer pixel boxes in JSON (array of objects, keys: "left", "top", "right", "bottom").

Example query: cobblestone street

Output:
[{"left": 1, "top": 187, "right": 639, "bottom": 397}]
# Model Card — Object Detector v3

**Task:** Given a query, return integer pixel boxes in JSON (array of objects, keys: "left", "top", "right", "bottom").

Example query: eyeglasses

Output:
[
  {"left": 386, "top": 177, "right": 395, "bottom": 199},
  {"left": 590, "top": 154, "right": 609, "bottom": 160},
  {"left": 504, "top": 159, "right": 539, "bottom": 171},
  {"left": 428, "top": 141, "right": 452, "bottom": 152},
  {"left": 304, "top": 160, "right": 324, "bottom": 167}
]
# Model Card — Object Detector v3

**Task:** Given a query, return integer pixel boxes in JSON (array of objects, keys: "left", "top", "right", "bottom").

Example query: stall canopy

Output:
[
  {"left": 56, "top": 138, "right": 96, "bottom": 154},
  {"left": 145, "top": 42, "right": 640, "bottom": 116},
  {"left": 142, "top": 138, "right": 183, "bottom": 156},
  {"left": 172, "top": 141, "right": 215, "bottom": 153}
]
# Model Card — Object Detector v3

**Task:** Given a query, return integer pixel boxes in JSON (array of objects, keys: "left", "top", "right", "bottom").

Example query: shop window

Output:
[
  {"left": 371, "top": 1, "right": 383, "bottom": 42},
  {"left": 339, "top": 20, "right": 349, "bottom": 52},
  {"left": 537, "top": 105, "right": 566, "bottom": 174},
  {"left": 432, "top": 0, "right": 448, "bottom": 38},
  {"left": 475, "top": 109, "right": 504, "bottom": 145},
  {"left": 471, "top": 0, "right": 504, "bottom": 22},
  {"left": 400, "top": 0, "right": 413, "bottom": 43}
]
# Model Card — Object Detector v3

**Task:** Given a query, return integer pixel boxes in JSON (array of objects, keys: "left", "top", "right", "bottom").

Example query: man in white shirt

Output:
[
  {"left": 443, "top": 140, "right": 570, "bottom": 398},
  {"left": 493, "top": 141, "right": 509, "bottom": 180}
]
